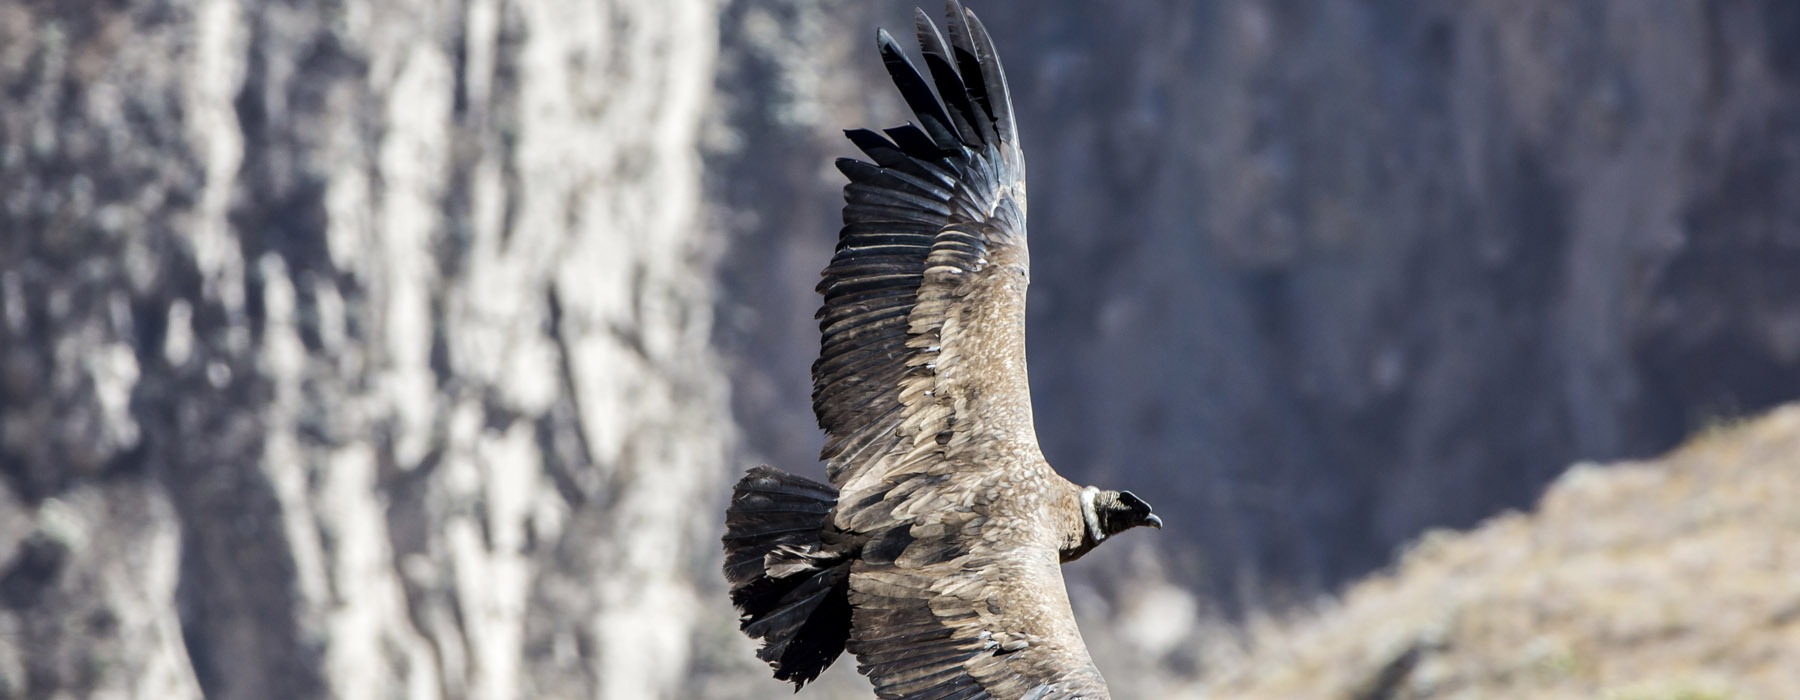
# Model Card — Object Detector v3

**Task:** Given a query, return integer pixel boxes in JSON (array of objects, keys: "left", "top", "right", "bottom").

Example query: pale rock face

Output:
[{"left": 0, "top": 1, "right": 724, "bottom": 699}]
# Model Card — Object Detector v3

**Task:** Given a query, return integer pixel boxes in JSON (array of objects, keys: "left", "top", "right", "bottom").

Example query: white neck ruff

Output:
[{"left": 1080, "top": 486, "right": 1105, "bottom": 543}]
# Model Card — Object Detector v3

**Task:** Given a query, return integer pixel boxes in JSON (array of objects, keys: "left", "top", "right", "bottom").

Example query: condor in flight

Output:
[{"left": 724, "top": 3, "right": 1162, "bottom": 698}]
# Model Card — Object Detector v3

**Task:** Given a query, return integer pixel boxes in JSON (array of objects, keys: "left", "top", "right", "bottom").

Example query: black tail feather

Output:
[{"left": 724, "top": 466, "right": 854, "bottom": 688}]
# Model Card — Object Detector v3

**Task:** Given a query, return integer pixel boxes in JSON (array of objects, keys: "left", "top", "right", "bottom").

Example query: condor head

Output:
[
  {"left": 1093, "top": 489, "right": 1162, "bottom": 535},
  {"left": 1068, "top": 486, "right": 1162, "bottom": 561}
]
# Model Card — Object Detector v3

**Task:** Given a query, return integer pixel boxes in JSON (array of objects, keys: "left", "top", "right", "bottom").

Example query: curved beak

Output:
[{"left": 1146, "top": 513, "right": 1163, "bottom": 529}]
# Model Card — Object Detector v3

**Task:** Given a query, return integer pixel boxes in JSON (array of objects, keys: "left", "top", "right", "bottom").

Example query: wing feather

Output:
[
  {"left": 877, "top": 30, "right": 964, "bottom": 152},
  {"left": 915, "top": 10, "right": 992, "bottom": 149},
  {"left": 812, "top": 0, "right": 1026, "bottom": 487},
  {"left": 847, "top": 540, "right": 1109, "bottom": 700}
]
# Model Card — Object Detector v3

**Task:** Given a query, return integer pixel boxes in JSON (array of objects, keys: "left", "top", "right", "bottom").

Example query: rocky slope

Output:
[{"left": 1193, "top": 403, "right": 1800, "bottom": 699}]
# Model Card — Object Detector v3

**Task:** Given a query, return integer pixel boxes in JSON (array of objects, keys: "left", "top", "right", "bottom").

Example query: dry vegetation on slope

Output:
[{"left": 1198, "top": 404, "right": 1800, "bottom": 699}]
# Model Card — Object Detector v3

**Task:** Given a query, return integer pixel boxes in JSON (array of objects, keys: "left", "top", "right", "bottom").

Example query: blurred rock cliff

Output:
[
  {"left": 2, "top": 0, "right": 1798, "bottom": 698},
  {"left": 2, "top": 1, "right": 723, "bottom": 697}
]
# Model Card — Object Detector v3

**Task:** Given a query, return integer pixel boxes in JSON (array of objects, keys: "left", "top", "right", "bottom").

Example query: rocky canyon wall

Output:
[
  {"left": 0, "top": 1, "right": 725, "bottom": 698},
  {"left": 3, "top": 0, "right": 1799, "bottom": 698}
]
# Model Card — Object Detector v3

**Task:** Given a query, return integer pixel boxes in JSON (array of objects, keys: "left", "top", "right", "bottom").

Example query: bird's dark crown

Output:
[
  {"left": 1081, "top": 487, "right": 1163, "bottom": 546},
  {"left": 1094, "top": 489, "right": 1162, "bottom": 536}
]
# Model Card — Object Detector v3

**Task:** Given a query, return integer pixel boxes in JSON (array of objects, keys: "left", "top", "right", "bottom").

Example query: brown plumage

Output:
[{"left": 724, "top": 3, "right": 1162, "bottom": 698}]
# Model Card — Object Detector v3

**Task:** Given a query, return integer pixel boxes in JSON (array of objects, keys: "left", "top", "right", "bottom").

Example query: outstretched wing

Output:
[
  {"left": 813, "top": 3, "right": 1111, "bottom": 698},
  {"left": 847, "top": 506, "right": 1112, "bottom": 700},
  {"left": 812, "top": 0, "right": 1028, "bottom": 505}
]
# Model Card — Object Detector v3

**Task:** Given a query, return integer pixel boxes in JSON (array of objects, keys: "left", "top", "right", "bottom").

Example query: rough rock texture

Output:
[
  {"left": 0, "top": 1, "right": 725, "bottom": 698},
  {"left": 1196, "top": 404, "right": 1800, "bottom": 699},
  {"left": 5, "top": 0, "right": 1800, "bottom": 697},
  {"left": 717, "top": 0, "right": 1800, "bottom": 615}
]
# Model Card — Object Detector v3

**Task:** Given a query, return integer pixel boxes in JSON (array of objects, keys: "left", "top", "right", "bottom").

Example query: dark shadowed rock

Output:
[{"left": 715, "top": 0, "right": 1800, "bottom": 617}]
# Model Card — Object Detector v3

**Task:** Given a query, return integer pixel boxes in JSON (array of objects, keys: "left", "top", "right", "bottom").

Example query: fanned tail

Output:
[{"left": 723, "top": 466, "right": 854, "bottom": 688}]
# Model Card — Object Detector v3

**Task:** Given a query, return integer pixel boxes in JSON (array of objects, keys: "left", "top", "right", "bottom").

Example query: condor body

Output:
[{"left": 724, "top": 4, "right": 1162, "bottom": 698}]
